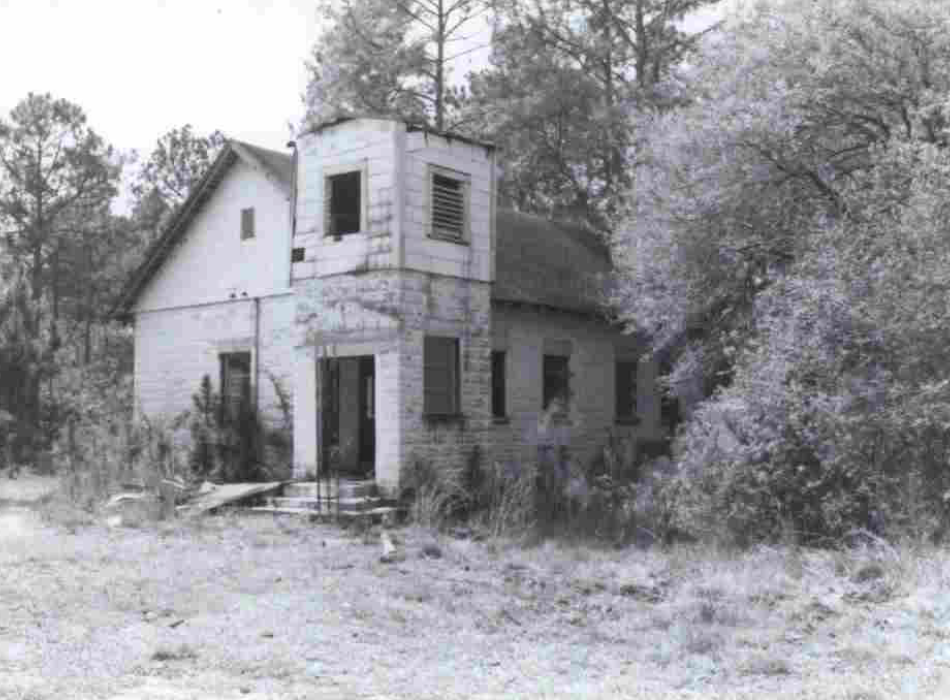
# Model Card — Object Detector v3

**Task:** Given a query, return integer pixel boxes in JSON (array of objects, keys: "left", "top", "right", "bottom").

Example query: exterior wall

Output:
[
  {"left": 135, "top": 160, "right": 292, "bottom": 311},
  {"left": 488, "top": 305, "right": 662, "bottom": 472},
  {"left": 401, "top": 130, "right": 494, "bottom": 283},
  {"left": 292, "top": 119, "right": 400, "bottom": 280},
  {"left": 133, "top": 293, "right": 296, "bottom": 431},
  {"left": 292, "top": 272, "right": 404, "bottom": 488},
  {"left": 292, "top": 270, "right": 492, "bottom": 495}
]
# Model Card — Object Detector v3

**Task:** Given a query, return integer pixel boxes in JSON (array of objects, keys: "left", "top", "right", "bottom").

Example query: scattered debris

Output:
[
  {"left": 380, "top": 530, "right": 405, "bottom": 563},
  {"left": 176, "top": 482, "right": 284, "bottom": 517},
  {"left": 421, "top": 543, "right": 443, "bottom": 559}
]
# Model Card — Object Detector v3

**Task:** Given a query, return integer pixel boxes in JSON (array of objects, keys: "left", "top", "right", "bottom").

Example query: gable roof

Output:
[
  {"left": 493, "top": 210, "right": 611, "bottom": 316},
  {"left": 115, "top": 140, "right": 612, "bottom": 320},
  {"left": 113, "top": 141, "right": 292, "bottom": 318}
]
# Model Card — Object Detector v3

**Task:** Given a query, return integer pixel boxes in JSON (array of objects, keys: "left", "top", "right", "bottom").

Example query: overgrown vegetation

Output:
[{"left": 612, "top": 0, "right": 950, "bottom": 545}]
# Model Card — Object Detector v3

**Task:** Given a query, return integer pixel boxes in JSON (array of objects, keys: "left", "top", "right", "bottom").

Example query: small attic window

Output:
[
  {"left": 326, "top": 170, "right": 363, "bottom": 237},
  {"left": 240, "top": 207, "right": 255, "bottom": 240},
  {"left": 430, "top": 167, "right": 468, "bottom": 241}
]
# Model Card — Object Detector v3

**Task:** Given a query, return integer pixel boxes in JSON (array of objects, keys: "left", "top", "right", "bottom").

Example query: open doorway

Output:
[{"left": 322, "top": 356, "right": 375, "bottom": 479}]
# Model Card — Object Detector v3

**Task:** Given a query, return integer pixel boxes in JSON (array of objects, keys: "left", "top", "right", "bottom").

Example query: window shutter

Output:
[
  {"left": 492, "top": 351, "right": 506, "bottom": 418},
  {"left": 424, "top": 336, "right": 459, "bottom": 415},
  {"left": 240, "top": 208, "right": 255, "bottom": 240},
  {"left": 615, "top": 360, "right": 638, "bottom": 420},
  {"left": 431, "top": 173, "right": 465, "bottom": 239}
]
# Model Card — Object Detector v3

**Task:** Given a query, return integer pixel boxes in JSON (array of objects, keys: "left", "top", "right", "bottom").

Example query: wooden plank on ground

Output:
[{"left": 178, "top": 482, "right": 285, "bottom": 517}]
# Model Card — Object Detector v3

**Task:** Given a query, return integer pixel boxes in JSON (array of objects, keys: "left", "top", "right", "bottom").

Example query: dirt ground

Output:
[{"left": 3, "top": 474, "right": 950, "bottom": 700}]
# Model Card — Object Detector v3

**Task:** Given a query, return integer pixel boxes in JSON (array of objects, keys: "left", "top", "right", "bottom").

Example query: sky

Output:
[
  {"left": 0, "top": 0, "right": 723, "bottom": 210},
  {"left": 0, "top": 0, "right": 327, "bottom": 155}
]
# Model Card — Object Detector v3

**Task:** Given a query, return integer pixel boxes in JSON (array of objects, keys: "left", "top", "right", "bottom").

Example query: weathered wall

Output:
[
  {"left": 292, "top": 272, "right": 403, "bottom": 486},
  {"left": 401, "top": 130, "right": 494, "bottom": 283},
  {"left": 292, "top": 119, "right": 399, "bottom": 279},
  {"left": 488, "top": 305, "right": 661, "bottom": 472},
  {"left": 133, "top": 293, "right": 296, "bottom": 430},
  {"left": 135, "top": 160, "right": 292, "bottom": 312}
]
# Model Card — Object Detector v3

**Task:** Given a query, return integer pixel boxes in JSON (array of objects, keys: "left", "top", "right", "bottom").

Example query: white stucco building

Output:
[{"left": 116, "top": 116, "right": 662, "bottom": 495}]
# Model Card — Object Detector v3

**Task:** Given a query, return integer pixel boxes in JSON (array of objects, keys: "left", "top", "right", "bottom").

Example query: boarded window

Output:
[
  {"left": 615, "top": 360, "right": 638, "bottom": 423},
  {"left": 431, "top": 172, "right": 466, "bottom": 239},
  {"left": 542, "top": 354, "right": 570, "bottom": 412},
  {"left": 424, "top": 336, "right": 460, "bottom": 415},
  {"left": 327, "top": 170, "right": 362, "bottom": 236},
  {"left": 240, "top": 207, "right": 255, "bottom": 240},
  {"left": 491, "top": 351, "right": 506, "bottom": 418},
  {"left": 220, "top": 352, "right": 251, "bottom": 416}
]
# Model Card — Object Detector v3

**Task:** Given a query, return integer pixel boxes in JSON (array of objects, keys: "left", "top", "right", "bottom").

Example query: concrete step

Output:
[
  {"left": 282, "top": 480, "right": 378, "bottom": 499},
  {"left": 247, "top": 505, "right": 401, "bottom": 523},
  {"left": 266, "top": 495, "right": 385, "bottom": 513}
]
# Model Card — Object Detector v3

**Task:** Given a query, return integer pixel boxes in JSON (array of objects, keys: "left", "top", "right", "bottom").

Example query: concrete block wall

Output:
[
  {"left": 292, "top": 119, "right": 399, "bottom": 279},
  {"left": 292, "top": 271, "right": 404, "bottom": 488},
  {"left": 402, "top": 130, "right": 494, "bottom": 283},
  {"left": 133, "top": 292, "right": 296, "bottom": 433},
  {"left": 136, "top": 159, "right": 292, "bottom": 312},
  {"left": 487, "top": 305, "right": 661, "bottom": 473},
  {"left": 398, "top": 273, "right": 493, "bottom": 482}
]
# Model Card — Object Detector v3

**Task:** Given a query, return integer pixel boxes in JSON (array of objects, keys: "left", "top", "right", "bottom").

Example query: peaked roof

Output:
[
  {"left": 114, "top": 140, "right": 611, "bottom": 319},
  {"left": 113, "top": 141, "right": 293, "bottom": 318},
  {"left": 493, "top": 209, "right": 610, "bottom": 315}
]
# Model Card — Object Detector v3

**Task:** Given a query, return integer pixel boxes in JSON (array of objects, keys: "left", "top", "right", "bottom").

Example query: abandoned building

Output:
[{"left": 115, "top": 116, "right": 662, "bottom": 496}]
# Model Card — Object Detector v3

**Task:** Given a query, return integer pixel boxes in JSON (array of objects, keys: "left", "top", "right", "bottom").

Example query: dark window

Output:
[
  {"left": 616, "top": 360, "right": 638, "bottom": 423},
  {"left": 291, "top": 247, "right": 305, "bottom": 262},
  {"left": 220, "top": 352, "right": 251, "bottom": 416},
  {"left": 491, "top": 351, "right": 506, "bottom": 418},
  {"left": 240, "top": 207, "right": 255, "bottom": 240},
  {"left": 327, "top": 171, "right": 361, "bottom": 236},
  {"left": 431, "top": 172, "right": 465, "bottom": 239},
  {"left": 424, "top": 336, "right": 460, "bottom": 415},
  {"left": 542, "top": 354, "right": 570, "bottom": 412}
]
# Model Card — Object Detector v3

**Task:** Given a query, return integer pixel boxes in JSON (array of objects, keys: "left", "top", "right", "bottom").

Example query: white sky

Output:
[
  {"left": 0, "top": 0, "right": 325, "bottom": 156},
  {"left": 0, "top": 0, "right": 722, "bottom": 210}
]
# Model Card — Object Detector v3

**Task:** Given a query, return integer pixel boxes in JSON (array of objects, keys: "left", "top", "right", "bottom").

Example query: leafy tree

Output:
[
  {"left": 129, "top": 124, "right": 225, "bottom": 251},
  {"left": 132, "top": 124, "right": 225, "bottom": 209},
  {"left": 612, "top": 0, "right": 950, "bottom": 541},
  {"left": 469, "top": 0, "right": 721, "bottom": 227},
  {"left": 304, "top": 0, "right": 488, "bottom": 131},
  {"left": 0, "top": 93, "right": 120, "bottom": 454}
]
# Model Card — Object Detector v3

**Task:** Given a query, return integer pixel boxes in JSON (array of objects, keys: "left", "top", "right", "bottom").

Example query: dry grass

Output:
[{"left": 3, "top": 474, "right": 950, "bottom": 698}]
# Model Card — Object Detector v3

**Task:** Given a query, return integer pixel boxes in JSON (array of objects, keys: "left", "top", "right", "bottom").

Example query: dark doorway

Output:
[
  {"left": 321, "top": 355, "right": 375, "bottom": 479},
  {"left": 358, "top": 356, "right": 375, "bottom": 473}
]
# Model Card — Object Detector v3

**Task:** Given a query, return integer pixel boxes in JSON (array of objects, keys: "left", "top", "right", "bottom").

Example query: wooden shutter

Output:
[
  {"left": 424, "top": 336, "right": 459, "bottom": 415},
  {"left": 431, "top": 173, "right": 465, "bottom": 239},
  {"left": 491, "top": 351, "right": 506, "bottom": 418},
  {"left": 240, "top": 208, "right": 255, "bottom": 240},
  {"left": 615, "top": 360, "right": 638, "bottom": 421}
]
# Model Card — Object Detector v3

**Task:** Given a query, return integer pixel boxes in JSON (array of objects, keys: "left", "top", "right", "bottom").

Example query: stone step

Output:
[
  {"left": 247, "top": 505, "right": 401, "bottom": 523},
  {"left": 282, "top": 480, "right": 378, "bottom": 499},
  {"left": 267, "top": 495, "right": 385, "bottom": 513}
]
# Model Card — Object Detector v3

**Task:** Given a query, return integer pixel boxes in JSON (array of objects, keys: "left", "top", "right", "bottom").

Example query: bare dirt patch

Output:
[{"left": 3, "top": 500, "right": 950, "bottom": 699}]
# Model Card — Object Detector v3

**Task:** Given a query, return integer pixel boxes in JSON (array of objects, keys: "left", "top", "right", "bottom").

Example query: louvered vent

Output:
[{"left": 431, "top": 173, "right": 465, "bottom": 239}]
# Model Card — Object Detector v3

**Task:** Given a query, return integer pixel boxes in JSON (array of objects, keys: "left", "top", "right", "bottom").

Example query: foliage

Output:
[
  {"left": 185, "top": 374, "right": 275, "bottom": 483},
  {"left": 614, "top": 0, "right": 950, "bottom": 543},
  {"left": 0, "top": 93, "right": 122, "bottom": 456},
  {"left": 304, "top": 0, "right": 486, "bottom": 131},
  {"left": 468, "top": 0, "right": 721, "bottom": 228},
  {"left": 132, "top": 124, "right": 225, "bottom": 209}
]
